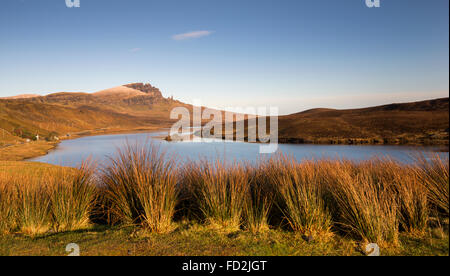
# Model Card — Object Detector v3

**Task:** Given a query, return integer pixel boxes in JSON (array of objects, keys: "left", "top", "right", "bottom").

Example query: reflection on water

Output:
[{"left": 29, "top": 130, "right": 449, "bottom": 167}]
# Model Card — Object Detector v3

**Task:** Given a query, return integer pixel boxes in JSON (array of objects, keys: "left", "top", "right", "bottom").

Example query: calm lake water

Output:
[{"left": 30, "top": 130, "right": 449, "bottom": 167}]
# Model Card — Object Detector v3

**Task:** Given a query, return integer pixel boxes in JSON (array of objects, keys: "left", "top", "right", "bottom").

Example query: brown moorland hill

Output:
[
  {"left": 0, "top": 83, "right": 249, "bottom": 147},
  {"left": 0, "top": 83, "right": 190, "bottom": 143},
  {"left": 214, "top": 98, "right": 449, "bottom": 146},
  {"left": 1, "top": 83, "right": 448, "bottom": 147},
  {"left": 0, "top": 94, "right": 41, "bottom": 100}
]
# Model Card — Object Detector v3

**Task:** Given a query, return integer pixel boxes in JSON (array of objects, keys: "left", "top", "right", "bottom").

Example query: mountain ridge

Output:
[
  {"left": 0, "top": 83, "right": 187, "bottom": 143},
  {"left": 1, "top": 83, "right": 448, "bottom": 146}
]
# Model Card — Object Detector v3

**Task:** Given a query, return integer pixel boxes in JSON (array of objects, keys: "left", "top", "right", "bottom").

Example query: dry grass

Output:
[
  {"left": 100, "top": 142, "right": 178, "bottom": 233},
  {"left": 268, "top": 157, "right": 332, "bottom": 237},
  {"left": 243, "top": 163, "right": 273, "bottom": 234},
  {"left": 326, "top": 160, "right": 400, "bottom": 245},
  {"left": 182, "top": 160, "right": 249, "bottom": 232},
  {"left": 414, "top": 155, "right": 449, "bottom": 217},
  {"left": 0, "top": 141, "right": 58, "bottom": 161},
  {"left": 50, "top": 161, "right": 97, "bottom": 232},
  {"left": 0, "top": 144, "right": 448, "bottom": 251},
  {"left": 0, "top": 175, "right": 19, "bottom": 234},
  {"left": 0, "top": 162, "right": 97, "bottom": 235},
  {"left": 391, "top": 165, "right": 428, "bottom": 234}
]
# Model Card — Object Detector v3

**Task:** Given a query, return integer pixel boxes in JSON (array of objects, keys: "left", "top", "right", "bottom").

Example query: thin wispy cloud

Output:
[
  {"left": 172, "top": 30, "right": 214, "bottom": 41},
  {"left": 129, "top": 48, "right": 142, "bottom": 53}
]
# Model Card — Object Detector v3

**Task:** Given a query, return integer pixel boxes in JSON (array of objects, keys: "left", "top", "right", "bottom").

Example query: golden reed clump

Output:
[
  {"left": 0, "top": 161, "right": 97, "bottom": 236},
  {"left": 100, "top": 142, "right": 178, "bottom": 233}
]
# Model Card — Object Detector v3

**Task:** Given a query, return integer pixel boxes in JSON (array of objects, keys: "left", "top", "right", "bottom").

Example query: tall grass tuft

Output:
[
  {"left": 357, "top": 159, "right": 428, "bottom": 234},
  {"left": 0, "top": 163, "right": 97, "bottom": 236},
  {"left": 390, "top": 164, "right": 428, "bottom": 234},
  {"left": 271, "top": 157, "right": 332, "bottom": 236},
  {"left": 16, "top": 178, "right": 52, "bottom": 236},
  {"left": 183, "top": 160, "right": 249, "bottom": 231},
  {"left": 327, "top": 160, "right": 399, "bottom": 245},
  {"left": 243, "top": 163, "right": 274, "bottom": 233},
  {"left": 414, "top": 155, "right": 449, "bottom": 218},
  {"left": 50, "top": 161, "right": 98, "bottom": 232},
  {"left": 0, "top": 175, "right": 18, "bottom": 234},
  {"left": 101, "top": 142, "right": 178, "bottom": 233}
]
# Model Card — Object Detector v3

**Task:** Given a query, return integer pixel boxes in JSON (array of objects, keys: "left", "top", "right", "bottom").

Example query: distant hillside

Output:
[
  {"left": 0, "top": 83, "right": 190, "bottom": 143},
  {"left": 0, "top": 94, "right": 41, "bottom": 100},
  {"left": 1, "top": 84, "right": 448, "bottom": 146},
  {"left": 217, "top": 98, "right": 449, "bottom": 146},
  {"left": 0, "top": 83, "right": 249, "bottom": 145}
]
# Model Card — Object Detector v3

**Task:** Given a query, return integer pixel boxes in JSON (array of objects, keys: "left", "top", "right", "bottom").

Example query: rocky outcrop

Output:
[{"left": 124, "top": 83, "right": 163, "bottom": 98}]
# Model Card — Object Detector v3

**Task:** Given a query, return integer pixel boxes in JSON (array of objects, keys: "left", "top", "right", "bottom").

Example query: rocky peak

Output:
[{"left": 124, "top": 83, "right": 163, "bottom": 98}]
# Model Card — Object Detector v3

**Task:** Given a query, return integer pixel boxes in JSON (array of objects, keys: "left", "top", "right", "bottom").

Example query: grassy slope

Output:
[
  {"left": 0, "top": 84, "right": 243, "bottom": 141},
  {"left": 277, "top": 98, "right": 449, "bottom": 144},
  {"left": 1, "top": 224, "right": 447, "bottom": 256},
  {"left": 219, "top": 98, "right": 449, "bottom": 145},
  {"left": 0, "top": 94, "right": 179, "bottom": 139},
  {"left": 0, "top": 84, "right": 193, "bottom": 160},
  {"left": 0, "top": 128, "right": 18, "bottom": 142},
  {"left": 0, "top": 84, "right": 254, "bottom": 161},
  {"left": 0, "top": 161, "right": 69, "bottom": 176},
  {"left": 0, "top": 142, "right": 58, "bottom": 161}
]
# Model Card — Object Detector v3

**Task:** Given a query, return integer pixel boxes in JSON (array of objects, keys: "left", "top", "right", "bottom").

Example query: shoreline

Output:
[
  {"left": 1, "top": 128, "right": 448, "bottom": 163},
  {"left": 0, "top": 126, "right": 169, "bottom": 162},
  {"left": 168, "top": 130, "right": 450, "bottom": 152}
]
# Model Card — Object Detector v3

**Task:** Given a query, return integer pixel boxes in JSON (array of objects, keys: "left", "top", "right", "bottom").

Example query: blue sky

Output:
[{"left": 0, "top": 0, "right": 448, "bottom": 114}]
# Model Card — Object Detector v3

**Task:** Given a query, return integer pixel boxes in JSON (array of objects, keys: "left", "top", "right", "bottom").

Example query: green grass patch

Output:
[{"left": 0, "top": 223, "right": 447, "bottom": 256}]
